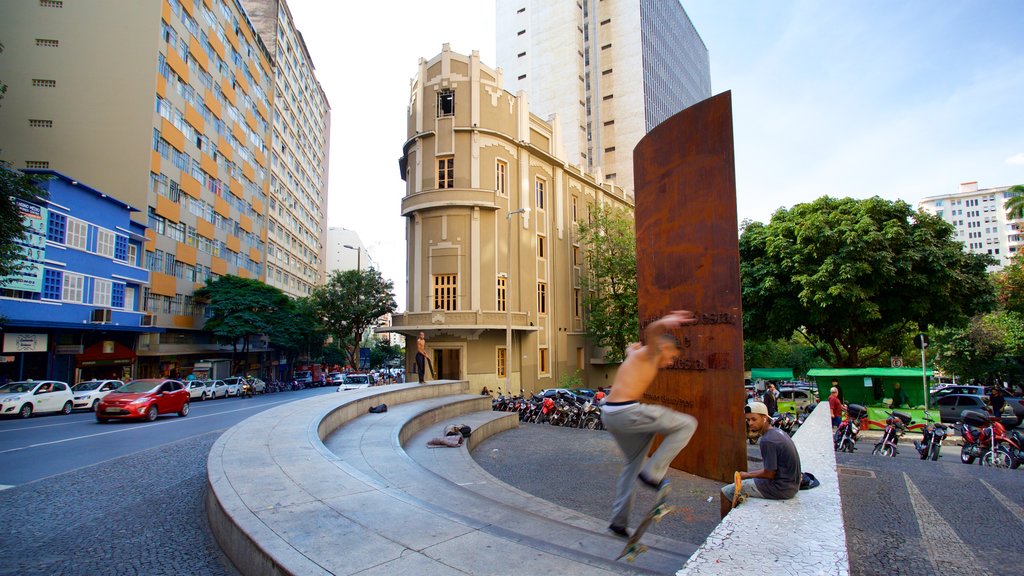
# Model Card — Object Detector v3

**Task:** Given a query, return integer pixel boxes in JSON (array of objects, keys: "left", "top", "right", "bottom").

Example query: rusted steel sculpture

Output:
[{"left": 632, "top": 91, "right": 746, "bottom": 482}]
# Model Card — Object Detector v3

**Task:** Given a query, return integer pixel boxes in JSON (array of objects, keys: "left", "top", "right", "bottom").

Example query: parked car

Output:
[
  {"left": 776, "top": 387, "right": 817, "bottom": 412},
  {"left": 200, "top": 379, "right": 228, "bottom": 399},
  {"left": 184, "top": 380, "right": 212, "bottom": 401},
  {"left": 0, "top": 380, "right": 75, "bottom": 418},
  {"left": 223, "top": 376, "right": 264, "bottom": 395},
  {"left": 327, "top": 372, "right": 345, "bottom": 384},
  {"left": 935, "top": 393, "right": 1021, "bottom": 428},
  {"left": 337, "top": 373, "right": 372, "bottom": 391},
  {"left": 248, "top": 378, "right": 266, "bottom": 394},
  {"left": 96, "top": 379, "right": 190, "bottom": 423},
  {"left": 932, "top": 385, "right": 985, "bottom": 399},
  {"left": 71, "top": 379, "right": 123, "bottom": 410}
]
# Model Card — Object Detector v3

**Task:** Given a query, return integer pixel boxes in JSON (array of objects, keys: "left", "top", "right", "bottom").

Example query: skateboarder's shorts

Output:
[{"left": 720, "top": 478, "right": 764, "bottom": 501}]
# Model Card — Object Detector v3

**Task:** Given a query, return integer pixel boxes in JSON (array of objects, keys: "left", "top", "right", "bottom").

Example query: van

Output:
[{"left": 294, "top": 370, "right": 313, "bottom": 385}]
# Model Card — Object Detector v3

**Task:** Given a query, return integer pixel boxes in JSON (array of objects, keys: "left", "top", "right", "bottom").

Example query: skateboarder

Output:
[
  {"left": 601, "top": 311, "right": 699, "bottom": 537},
  {"left": 720, "top": 401, "right": 802, "bottom": 517}
]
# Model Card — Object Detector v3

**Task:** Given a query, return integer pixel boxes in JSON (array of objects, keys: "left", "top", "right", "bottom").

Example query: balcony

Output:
[
  {"left": 400, "top": 188, "right": 501, "bottom": 216},
  {"left": 384, "top": 309, "right": 539, "bottom": 339}
]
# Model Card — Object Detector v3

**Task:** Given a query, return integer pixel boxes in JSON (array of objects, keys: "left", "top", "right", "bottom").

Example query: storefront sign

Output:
[
  {"left": 0, "top": 200, "right": 47, "bottom": 292},
  {"left": 4, "top": 333, "right": 47, "bottom": 353},
  {"left": 56, "top": 344, "right": 84, "bottom": 355}
]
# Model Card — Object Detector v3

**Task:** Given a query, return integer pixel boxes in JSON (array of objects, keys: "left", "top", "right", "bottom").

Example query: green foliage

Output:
[
  {"left": 368, "top": 340, "right": 403, "bottom": 369},
  {"left": 558, "top": 369, "right": 583, "bottom": 388},
  {"left": 1004, "top": 184, "right": 1024, "bottom": 220},
  {"left": 995, "top": 252, "right": 1024, "bottom": 315},
  {"left": 577, "top": 205, "right": 637, "bottom": 363},
  {"left": 740, "top": 196, "right": 996, "bottom": 368},
  {"left": 932, "top": 311, "right": 1024, "bottom": 384},
  {"left": 265, "top": 296, "right": 325, "bottom": 357},
  {"left": 309, "top": 268, "right": 396, "bottom": 370},
  {"left": 195, "top": 275, "right": 291, "bottom": 353},
  {"left": 743, "top": 335, "right": 828, "bottom": 377},
  {"left": 0, "top": 165, "right": 49, "bottom": 282}
]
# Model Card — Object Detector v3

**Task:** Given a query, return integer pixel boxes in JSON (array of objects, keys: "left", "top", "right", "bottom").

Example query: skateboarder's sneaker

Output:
[
  {"left": 608, "top": 524, "right": 630, "bottom": 538},
  {"left": 638, "top": 474, "right": 670, "bottom": 492}
]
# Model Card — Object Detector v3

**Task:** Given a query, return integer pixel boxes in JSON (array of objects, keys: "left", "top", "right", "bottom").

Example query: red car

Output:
[{"left": 96, "top": 379, "right": 190, "bottom": 423}]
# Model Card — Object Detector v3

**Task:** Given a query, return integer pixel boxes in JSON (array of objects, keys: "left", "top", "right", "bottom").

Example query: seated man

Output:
[{"left": 721, "top": 401, "right": 802, "bottom": 517}]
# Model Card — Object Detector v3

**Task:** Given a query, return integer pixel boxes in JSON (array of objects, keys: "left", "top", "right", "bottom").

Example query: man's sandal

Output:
[{"left": 731, "top": 471, "right": 743, "bottom": 508}]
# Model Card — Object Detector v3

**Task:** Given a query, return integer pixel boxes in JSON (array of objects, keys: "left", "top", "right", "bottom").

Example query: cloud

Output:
[{"left": 1007, "top": 153, "right": 1024, "bottom": 166}]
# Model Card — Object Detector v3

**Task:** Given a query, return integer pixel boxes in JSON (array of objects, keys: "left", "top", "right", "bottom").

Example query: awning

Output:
[
  {"left": 76, "top": 341, "right": 135, "bottom": 367},
  {"left": 807, "top": 367, "right": 933, "bottom": 378},
  {"left": 750, "top": 368, "right": 794, "bottom": 380}
]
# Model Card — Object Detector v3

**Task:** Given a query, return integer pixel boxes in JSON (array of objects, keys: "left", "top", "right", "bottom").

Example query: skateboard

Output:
[
  {"left": 616, "top": 483, "right": 673, "bottom": 562},
  {"left": 731, "top": 471, "right": 743, "bottom": 509}
]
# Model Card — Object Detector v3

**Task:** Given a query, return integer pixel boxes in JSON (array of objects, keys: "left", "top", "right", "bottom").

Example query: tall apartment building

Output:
[
  {"left": 496, "top": 0, "right": 711, "bottom": 197},
  {"left": 240, "top": 0, "right": 331, "bottom": 298},
  {"left": 918, "top": 182, "right": 1023, "bottom": 271},
  {"left": 391, "top": 45, "right": 633, "bottom": 394},
  {"left": 0, "top": 0, "right": 327, "bottom": 378}
]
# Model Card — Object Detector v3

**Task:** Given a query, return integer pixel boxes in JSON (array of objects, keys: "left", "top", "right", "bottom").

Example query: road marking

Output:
[
  {"left": 980, "top": 479, "right": 1024, "bottom": 524},
  {"left": 903, "top": 472, "right": 989, "bottom": 576},
  {"left": 0, "top": 400, "right": 294, "bottom": 454}
]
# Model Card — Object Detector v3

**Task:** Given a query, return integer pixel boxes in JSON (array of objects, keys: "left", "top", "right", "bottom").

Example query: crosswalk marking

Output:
[
  {"left": 980, "top": 479, "right": 1024, "bottom": 525},
  {"left": 903, "top": 472, "right": 990, "bottom": 576}
]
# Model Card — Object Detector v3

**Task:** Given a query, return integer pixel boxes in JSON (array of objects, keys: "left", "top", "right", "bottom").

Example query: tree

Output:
[
  {"left": 740, "top": 196, "right": 996, "bottom": 368},
  {"left": 932, "top": 311, "right": 1024, "bottom": 385},
  {"left": 309, "top": 268, "right": 396, "bottom": 371},
  {"left": 265, "top": 296, "right": 326, "bottom": 378},
  {"left": 368, "top": 340, "right": 403, "bottom": 369},
  {"left": 1004, "top": 184, "right": 1024, "bottom": 220},
  {"left": 0, "top": 164, "right": 49, "bottom": 282},
  {"left": 195, "top": 275, "right": 292, "bottom": 368},
  {"left": 743, "top": 335, "right": 828, "bottom": 377},
  {"left": 994, "top": 252, "right": 1024, "bottom": 316},
  {"left": 577, "top": 205, "right": 637, "bottom": 364}
]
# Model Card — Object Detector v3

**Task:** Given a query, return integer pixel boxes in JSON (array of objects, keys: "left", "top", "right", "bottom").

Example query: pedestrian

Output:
[
  {"left": 828, "top": 387, "right": 843, "bottom": 427},
  {"left": 990, "top": 386, "right": 1006, "bottom": 418},
  {"left": 762, "top": 383, "right": 778, "bottom": 416},
  {"left": 720, "top": 401, "right": 802, "bottom": 517},
  {"left": 600, "top": 310, "right": 699, "bottom": 538},
  {"left": 415, "top": 331, "right": 433, "bottom": 384}
]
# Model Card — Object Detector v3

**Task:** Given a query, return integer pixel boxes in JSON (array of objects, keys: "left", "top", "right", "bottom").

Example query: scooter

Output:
[
  {"left": 241, "top": 381, "right": 254, "bottom": 398},
  {"left": 834, "top": 404, "right": 866, "bottom": 453},
  {"left": 913, "top": 410, "right": 947, "bottom": 461},
  {"left": 871, "top": 410, "right": 912, "bottom": 457},
  {"left": 958, "top": 410, "right": 1013, "bottom": 467}
]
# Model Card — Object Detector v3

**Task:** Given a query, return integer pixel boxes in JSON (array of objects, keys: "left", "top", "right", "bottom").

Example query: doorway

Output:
[{"left": 432, "top": 348, "right": 461, "bottom": 380}]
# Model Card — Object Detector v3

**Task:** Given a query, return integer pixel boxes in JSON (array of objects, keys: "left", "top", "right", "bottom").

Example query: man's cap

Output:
[{"left": 745, "top": 401, "right": 770, "bottom": 416}]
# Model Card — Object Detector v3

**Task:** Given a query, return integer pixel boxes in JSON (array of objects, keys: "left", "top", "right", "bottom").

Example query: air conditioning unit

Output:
[
  {"left": 90, "top": 309, "right": 112, "bottom": 323},
  {"left": 140, "top": 314, "right": 155, "bottom": 327}
]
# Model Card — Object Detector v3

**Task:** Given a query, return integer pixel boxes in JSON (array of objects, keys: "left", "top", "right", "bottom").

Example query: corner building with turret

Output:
[{"left": 389, "top": 45, "right": 633, "bottom": 395}]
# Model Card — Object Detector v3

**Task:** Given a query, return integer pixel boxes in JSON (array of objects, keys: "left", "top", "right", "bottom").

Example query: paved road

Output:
[{"left": 0, "top": 386, "right": 337, "bottom": 576}]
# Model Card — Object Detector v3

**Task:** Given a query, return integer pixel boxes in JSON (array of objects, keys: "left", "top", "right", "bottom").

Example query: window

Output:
[
  {"left": 96, "top": 229, "right": 115, "bottom": 258},
  {"left": 539, "top": 347, "right": 549, "bottom": 375},
  {"left": 602, "top": 94, "right": 614, "bottom": 101},
  {"left": 128, "top": 244, "right": 138, "bottom": 267},
  {"left": 518, "top": 74, "right": 527, "bottom": 80},
  {"left": 94, "top": 279, "right": 112, "bottom": 307},
  {"left": 497, "top": 347, "right": 507, "bottom": 378},
  {"left": 571, "top": 197, "right": 578, "bottom": 221},
  {"left": 36, "top": 39, "right": 59, "bottom": 47},
  {"left": 495, "top": 160, "right": 508, "bottom": 196},
  {"left": 29, "top": 119, "right": 53, "bottom": 128},
  {"left": 517, "top": 51, "right": 526, "bottom": 58},
  {"left": 437, "top": 157, "right": 454, "bottom": 189},
  {"left": 114, "top": 235, "right": 129, "bottom": 261},
  {"left": 537, "top": 235, "right": 546, "bottom": 258},
  {"left": 602, "top": 68, "right": 613, "bottom": 75},
  {"left": 574, "top": 289, "right": 581, "bottom": 318},
  {"left": 497, "top": 275, "right": 506, "bottom": 312},
  {"left": 576, "top": 347, "right": 584, "bottom": 371},
  {"left": 32, "top": 79, "right": 56, "bottom": 87},
  {"left": 47, "top": 212, "right": 66, "bottom": 243},
  {"left": 66, "top": 218, "right": 88, "bottom": 250},
  {"left": 535, "top": 178, "right": 545, "bottom": 209},
  {"left": 40, "top": 0, "right": 64, "bottom": 7},
  {"left": 62, "top": 272, "right": 84, "bottom": 303},
  {"left": 537, "top": 282, "right": 547, "bottom": 314},
  {"left": 43, "top": 269, "right": 62, "bottom": 300},
  {"left": 604, "top": 146, "right": 616, "bottom": 153},
  {"left": 437, "top": 89, "right": 455, "bottom": 117},
  {"left": 572, "top": 245, "right": 580, "bottom": 266},
  {"left": 25, "top": 161, "right": 49, "bottom": 169},
  {"left": 433, "top": 274, "right": 457, "bottom": 311},
  {"left": 112, "top": 283, "right": 125, "bottom": 309}
]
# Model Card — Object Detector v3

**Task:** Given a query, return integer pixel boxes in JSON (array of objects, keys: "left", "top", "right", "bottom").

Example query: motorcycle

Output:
[
  {"left": 957, "top": 409, "right": 1014, "bottom": 468},
  {"left": 871, "top": 410, "right": 912, "bottom": 457},
  {"left": 913, "top": 410, "right": 947, "bottom": 461},
  {"left": 241, "top": 381, "right": 254, "bottom": 398},
  {"left": 834, "top": 403, "right": 866, "bottom": 453}
]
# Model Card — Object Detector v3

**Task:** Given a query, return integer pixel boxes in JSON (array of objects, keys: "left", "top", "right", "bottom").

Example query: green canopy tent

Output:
[
  {"left": 807, "top": 367, "right": 934, "bottom": 409},
  {"left": 750, "top": 368, "right": 794, "bottom": 381}
]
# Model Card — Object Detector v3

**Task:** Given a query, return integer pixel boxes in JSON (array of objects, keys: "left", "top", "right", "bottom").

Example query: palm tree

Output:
[{"left": 1006, "top": 184, "right": 1024, "bottom": 220}]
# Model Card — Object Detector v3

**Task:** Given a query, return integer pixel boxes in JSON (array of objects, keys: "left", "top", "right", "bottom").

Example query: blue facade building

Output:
[{"left": 0, "top": 170, "right": 158, "bottom": 383}]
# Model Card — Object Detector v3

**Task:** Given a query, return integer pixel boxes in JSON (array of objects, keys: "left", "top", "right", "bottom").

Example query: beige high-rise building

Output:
[
  {"left": 918, "top": 182, "right": 1023, "bottom": 271},
  {"left": 241, "top": 0, "right": 330, "bottom": 297},
  {"left": 390, "top": 45, "right": 633, "bottom": 394},
  {"left": 0, "top": 0, "right": 327, "bottom": 377},
  {"left": 497, "top": 0, "right": 711, "bottom": 197}
]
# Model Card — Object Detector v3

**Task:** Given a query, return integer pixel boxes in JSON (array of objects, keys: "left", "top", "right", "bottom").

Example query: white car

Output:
[
  {"left": 184, "top": 380, "right": 213, "bottom": 401},
  {"left": 337, "top": 373, "right": 372, "bottom": 391},
  {"left": 224, "top": 378, "right": 242, "bottom": 397},
  {"left": 71, "top": 379, "right": 123, "bottom": 410},
  {"left": 0, "top": 380, "right": 75, "bottom": 418},
  {"left": 327, "top": 372, "right": 344, "bottom": 384},
  {"left": 200, "top": 379, "right": 228, "bottom": 399}
]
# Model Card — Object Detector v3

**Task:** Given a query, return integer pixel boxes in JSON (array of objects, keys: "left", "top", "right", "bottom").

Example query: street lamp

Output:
[
  {"left": 506, "top": 207, "right": 528, "bottom": 397},
  {"left": 342, "top": 244, "right": 362, "bottom": 271}
]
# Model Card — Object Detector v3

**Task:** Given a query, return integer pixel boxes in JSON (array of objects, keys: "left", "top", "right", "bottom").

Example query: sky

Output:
[{"left": 285, "top": 1, "right": 1024, "bottom": 311}]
